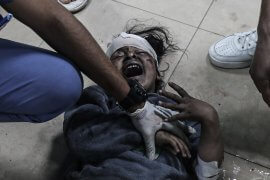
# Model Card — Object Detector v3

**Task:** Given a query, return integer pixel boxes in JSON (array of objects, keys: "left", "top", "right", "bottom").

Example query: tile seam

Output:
[
  {"left": 111, "top": 0, "right": 198, "bottom": 29},
  {"left": 225, "top": 151, "right": 270, "bottom": 170},
  {"left": 166, "top": 0, "right": 215, "bottom": 84}
]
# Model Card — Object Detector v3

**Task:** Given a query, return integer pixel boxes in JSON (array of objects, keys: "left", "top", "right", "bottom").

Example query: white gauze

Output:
[{"left": 106, "top": 32, "right": 158, "bottom": 66}]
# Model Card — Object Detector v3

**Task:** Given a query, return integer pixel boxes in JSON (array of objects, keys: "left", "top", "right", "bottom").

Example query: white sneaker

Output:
[
  {"left": 208, "top": 30, "right": 257, "bottom": 69},
  {"left": 58, "top": 0, "right": 89, "bottom": 13}
]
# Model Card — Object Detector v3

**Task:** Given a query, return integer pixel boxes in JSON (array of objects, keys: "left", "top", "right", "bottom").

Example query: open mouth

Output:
[{"left": 122, "top": 63, "right": 144, "bottom": 78}]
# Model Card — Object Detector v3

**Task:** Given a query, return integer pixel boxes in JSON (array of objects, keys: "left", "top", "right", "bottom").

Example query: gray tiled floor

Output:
[
  {"left": 222, "top": 153, "right": 270, "bottom": 180},
  {"left": 0, "top": 7, "right": 42, "bottom": 46},
  {"left": 201, "top": 0, "right": 261, "bottom": 35},
  {"left": 0, "top": 0, "right": 269, "bottom": 179},
  {"left": 114, "top": 0, "right": 212, "bottom": 27}
]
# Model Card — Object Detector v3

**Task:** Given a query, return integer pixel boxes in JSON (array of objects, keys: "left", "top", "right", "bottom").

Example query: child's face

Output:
[{"left": 110, "top": 46, "right": 158, "bottom": 92}]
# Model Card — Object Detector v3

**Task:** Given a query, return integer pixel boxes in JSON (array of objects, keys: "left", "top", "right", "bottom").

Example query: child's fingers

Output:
[
  {"left": 175, "top": 137, "right": 191, "bottom": 158},
  {"left": 165, "top": 146, "right": 177, "bottom": 155},
  {"left": 168, "top": 82, "right": 191, "bottom": 98},
  {"left": 166, "top": 113, "right": 190, "bottom": 122},
  {"left": 159, "top": 90, "right": 184, "bottom": 103},
  {"left": 168, "top": 137, "right": 180, "bottom": 154}
]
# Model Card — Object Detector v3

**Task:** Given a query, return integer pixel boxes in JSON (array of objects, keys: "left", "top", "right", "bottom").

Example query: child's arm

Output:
[{"left": 159, "top": 82, "right": 224, "bottom": 179}]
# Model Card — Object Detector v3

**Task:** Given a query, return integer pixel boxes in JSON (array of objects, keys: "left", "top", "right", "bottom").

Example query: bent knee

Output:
[
  {"left": 28, "top": 74, "right": 83, "bottom": 123},
  {"left": 33, "top": 58, "right": 83, "bottom": 115},
  {"left": 45, "top": 67, "right": 83, "bottom": 110}
]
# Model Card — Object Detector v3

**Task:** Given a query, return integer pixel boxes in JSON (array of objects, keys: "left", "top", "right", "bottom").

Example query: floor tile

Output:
[
  {"left": 75, "top": 0, "right": 196, "bottom": 83},
  {"left": 114, "top": 0, "right": 213, "bottom": 27},
  {"left": 222, "top": 153, "right": 270, "bottom": 180},
  {"left": 167, "top": 29, "right": 270, "bottom": 167},
  {"left": 39, "top": 41, "right": 55, "bottom": 52},
  {"left": 201, "top": 0, "right": 261, "bottom": 35},
  {"left": 0, "top": 15, "right": 43, "bottom": 47},
  {"left": 0, "top": 115, "right": 66, "bottom": 180}
]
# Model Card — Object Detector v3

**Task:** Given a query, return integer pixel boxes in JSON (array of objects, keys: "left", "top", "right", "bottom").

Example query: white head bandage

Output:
[{"left": 106, "top": 32, "right": 158, "bottom": 66}]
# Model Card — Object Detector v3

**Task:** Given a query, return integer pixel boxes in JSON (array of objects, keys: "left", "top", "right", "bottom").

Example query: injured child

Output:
[{"left": 63, "top": 24, "right": 224, "bottom": 180}]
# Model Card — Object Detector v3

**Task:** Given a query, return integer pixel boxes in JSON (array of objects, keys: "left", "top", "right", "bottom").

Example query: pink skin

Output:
[{"left": 110, "top": 46, "right": 158, "bottom": 92}]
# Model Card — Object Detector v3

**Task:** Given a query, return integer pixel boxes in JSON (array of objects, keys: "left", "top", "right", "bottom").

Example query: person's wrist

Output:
[{"left": 119, "top": 79, "right": 148, "bottom": 112}]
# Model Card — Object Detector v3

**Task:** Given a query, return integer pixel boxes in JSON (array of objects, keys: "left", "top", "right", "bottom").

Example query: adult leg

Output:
[{"left": 0, "top": 38, "right": 83, "bottom": 123}]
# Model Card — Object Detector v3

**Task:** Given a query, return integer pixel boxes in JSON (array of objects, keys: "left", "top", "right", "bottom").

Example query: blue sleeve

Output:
[{"left": 0, "top": 0, "right": 13, "bottom": 5}]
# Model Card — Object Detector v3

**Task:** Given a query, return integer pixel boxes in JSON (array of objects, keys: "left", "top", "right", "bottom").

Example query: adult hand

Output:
[
  {"left": 156, "top": 130, "right": 191, "bottom": 158},
  {"left": 158, "top": 82, "right": 218, "bottom": 124},
  {"left": 250, "top": 41, "right": 270, "bottom": 106}
]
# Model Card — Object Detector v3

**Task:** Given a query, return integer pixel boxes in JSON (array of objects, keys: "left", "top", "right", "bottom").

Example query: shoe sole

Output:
[
  {"left": 208, "top": 53, "right": 251, "bottom": 69},
  {"left": 70, "top": 0, "right": 90, "bottom": 13},
  {"left": 58, "top": 0, "right": 90, "bottom": 13}
]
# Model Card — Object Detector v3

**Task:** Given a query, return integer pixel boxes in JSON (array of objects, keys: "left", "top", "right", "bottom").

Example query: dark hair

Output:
[{"left": 125, "top": 21, "right": 180, "bottom": 91}]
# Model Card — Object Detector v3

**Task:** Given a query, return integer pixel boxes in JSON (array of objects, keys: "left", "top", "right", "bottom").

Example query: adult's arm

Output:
[
  {"left": 2, "top": 0, "right": 130, "bottom": 102},
  {"left": 250, "top": 0, "right": 270, "bottom": 106}
]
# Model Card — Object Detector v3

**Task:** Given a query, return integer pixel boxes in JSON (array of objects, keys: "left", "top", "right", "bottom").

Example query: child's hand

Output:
[
  {"left": 156, "top": 130, "right": 191, "bottom": 158},
  {"left": 159, "top": 82, "right": 218, "bottom": 124}
]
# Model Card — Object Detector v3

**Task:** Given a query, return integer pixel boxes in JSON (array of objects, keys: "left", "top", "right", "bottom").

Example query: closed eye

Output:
[
  {"left": 136, "top": 51, "right": 149, "bottom": 56},
  {"left": 111, "top": 51, "right": 125, "bottom": 60}
]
